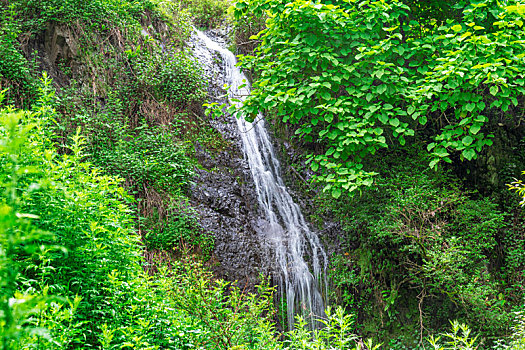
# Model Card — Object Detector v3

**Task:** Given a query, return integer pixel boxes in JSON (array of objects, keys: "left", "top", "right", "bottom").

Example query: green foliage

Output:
[
  {"left": 134, "top": 50, "right": 207, "bottom": 106},
  {"left": 228, "top": 0, "right": 266, "bottom": 55},
  {"left": 285, "top": 307, "right": 379, "bottom": 350},
  {"left": 0, "top": 105, "right": 50, "bottom": 348},
  {"left": 96, "top": 258, "right": 279, "bottom": 350},
  {"left": 0, "top": 85, "right": 87, "bottom": 349},
  {"left": 92, "top": 124, "right": 194, "bottom": 194},
  {"left": 428, "top": 321, "right": 479, "bottom": 350},
  {"left": 8, "top": 0, "right": 155, "bottom": 32},
  {"left": 144, "top": 204, "right": 215, "bottom": 258},
  {"left": 1, "top": 84, "right": 144, "bottom": 347},
  {"left": 182, "top": 0, "right": 230, "bottom": 28},
  {"left": 0, "top": 11, "right": 39, "bottom": 108},
  {"left": 0, "top": 82, "right": 278, "bottom": 349},
  {"left": 232, "top": 0, "right": 525, "bottom": 196},
  {"left": 495, "top": 312, "right": 525, "bottom": 349},
  {"left": 152, "top": 0, "right": 194, "bottom": 40},
  {"left": 509, "top": 171, "right": 525, "bottom": 206},
  {"left": 321, "top": 152, "right": 510, "bottom": 340}
]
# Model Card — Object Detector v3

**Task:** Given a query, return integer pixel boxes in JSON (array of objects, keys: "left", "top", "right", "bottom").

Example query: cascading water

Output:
[{"left": 194, "top": 29, "right": 328, "bottom": 330}]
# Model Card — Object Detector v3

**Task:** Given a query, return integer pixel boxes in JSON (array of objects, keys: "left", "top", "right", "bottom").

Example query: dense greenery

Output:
[
  {"left": 228, "top": 0, "right": 525, "bottom": 346},
  {"left": 320, "top": 152, "right": 513, "bottom": 344},
  {"left": 0, "top": 94, "right": 373, "bottom": 348},
  {"left": 2, "top": 0, "right": 525, "bottom": 347},
  {"left": 233, "top": 0, "right": 525, "bottom": 197}
]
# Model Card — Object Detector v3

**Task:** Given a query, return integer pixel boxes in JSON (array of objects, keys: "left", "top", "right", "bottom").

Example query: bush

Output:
[
  {"left": 323, "top": 152, "right": 510, "bottom": 341},
  {"left": 91, "top": 124, "right": 194, "bottom": 194},
  {"left": 182, "top": 0, "right": 229, "bottom": 28},
  {"left": 0, "top": 11, "right": 39, "bottom": 108},
  {"left": 0, "top": 82, "right": 276, "bottom": 349},
  {"left": 8, "top": 0, "right": 155, "bottom": 31},
  {"left": 285, "top": 307, "right": 379, "bottom": 350},
  {"left": 134, "top": 49, "right": 207, "bottom": 106},
  {"left": 144, "top": 203, "right": 214, "bottom": 258}
]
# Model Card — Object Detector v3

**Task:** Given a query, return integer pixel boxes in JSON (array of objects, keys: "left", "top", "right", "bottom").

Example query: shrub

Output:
[
  {"left": 182, "top": 0, "right": 229, "bottom": 28},
  {"left": 144, "top": 203, "right": 214, "bottom": 258},
  {"left": 0, "top": 81, "right": 273, "bottom": 349},
  {"left": 285, "top": 307, "right": 379, "bottom": 350},
  {"left": 91, "top": 124, "right": 194, "bottom": 194},
  {"left": 0, "top": 12, "right": 39, "bottom": 108},
  {"left": 322, "top": 153, "right": 510, "bottom": 340},
  {"left": 8, "top": 0, "right": 155, "bottom": 31},
  {"left": 134, "top": 49, "right": 207, "bottom": 107}
]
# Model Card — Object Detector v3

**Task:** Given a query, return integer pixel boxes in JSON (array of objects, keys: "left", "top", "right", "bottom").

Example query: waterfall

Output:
[{"left": 194, "top": 29, "right": 328, "bottom": 330}]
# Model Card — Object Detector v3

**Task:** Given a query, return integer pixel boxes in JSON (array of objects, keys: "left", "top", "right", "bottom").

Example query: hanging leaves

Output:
[{"left": 233, "top": 0, "right": 525, "bottom": 197}]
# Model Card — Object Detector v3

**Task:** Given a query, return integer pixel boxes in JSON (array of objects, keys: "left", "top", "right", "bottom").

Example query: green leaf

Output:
[
  {"left": 377, "top": 84, "right": 387, "bottom": 94},
  {"left": 378, "top": 114, "right": 389, "bottom": 124},
  {"left": 332, "top": 187, "right": 342, "bottom": 199},
  {"left": 451, "top": 24, "right": 462, "bottom": 32},
  {"left": 490, "top": 86, "right": 499, "bottom": 96},
  {"left": 462, "top": 148, "right": 476, "bottom": 160},
  {"left": 462, "top": 135, "right": 474, "bottom": 146},
  {"left": 477, "top": 101, "right": 486, "bottom": 111},
  {"left": 470, "top": 124, "right": 481, "bottom": 134},
  {"left": 389, "top": 118, "right": 400, "bottom": 127},
  {"left": 434, "top": 148, "right": 449, "bottom": 158}
]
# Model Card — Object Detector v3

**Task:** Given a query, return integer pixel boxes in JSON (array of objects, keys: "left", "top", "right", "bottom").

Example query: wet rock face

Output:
[
  {"left": 191, "top": 166, "right": 267, "bottom": 286},
  {"left": 189, "top": 27, "right": 346, "bottom": 288},
  {"left": 189, "top": 28, "right": 271, "bottom": 288}
]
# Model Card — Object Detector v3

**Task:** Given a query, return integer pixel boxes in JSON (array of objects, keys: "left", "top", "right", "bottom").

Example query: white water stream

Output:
[{"left": 194, "top": 30, "right": 328, "bottom": 329}]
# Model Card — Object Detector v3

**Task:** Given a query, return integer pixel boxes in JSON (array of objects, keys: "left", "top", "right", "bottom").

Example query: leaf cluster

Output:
[{"left": 232, "top": 0, "right": 525, "bottom": 196}]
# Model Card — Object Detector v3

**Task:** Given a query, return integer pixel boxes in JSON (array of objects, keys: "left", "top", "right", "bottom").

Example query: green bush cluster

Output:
[
  {"left": 232, "top": 0, "right": 525, "bottom": 197},
  {"left": 228, "top": 3, "right": 266, "bottom": 55},
  {"left": 0, "top": 82, "right": 139, "bottom": 347},
  {"left": 0, "top": 83, "right": 264, "bottom": 349},
  {"left": 227, "top": 0, "right": 525, "bottom": 344},
  {"left": 0, "top": 12, "right": 39, "bottom": 108},
  {"left": 8, "top": 0, "right": 155, "bottom": 32},
  {"left": 92, "top": 125, "right": 194, "bottom": 194},
  {"left": 182, "top": 0, "right": 230, "bottom": 28},
  {"left": 143, "top": 204, "right": 215, "bottom": 258},
  {"left": 134, "top": 50, "right": 207, "bottom": 106},
  {"left": 323, "top": 150, "right": 515, "bottom": 344},
  {"left": 6, "top": 0, "right": 213, "bottom": 257}
]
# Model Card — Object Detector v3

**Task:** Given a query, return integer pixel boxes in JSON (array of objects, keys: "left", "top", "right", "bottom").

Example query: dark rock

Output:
[{"left": 189, "top": 30, "right": 273, "bottom": 288}]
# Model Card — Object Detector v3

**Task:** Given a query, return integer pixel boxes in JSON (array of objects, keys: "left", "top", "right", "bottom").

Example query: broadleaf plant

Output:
[{"left": 231, "top": 0, "right": 525, "bottom": 196}]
